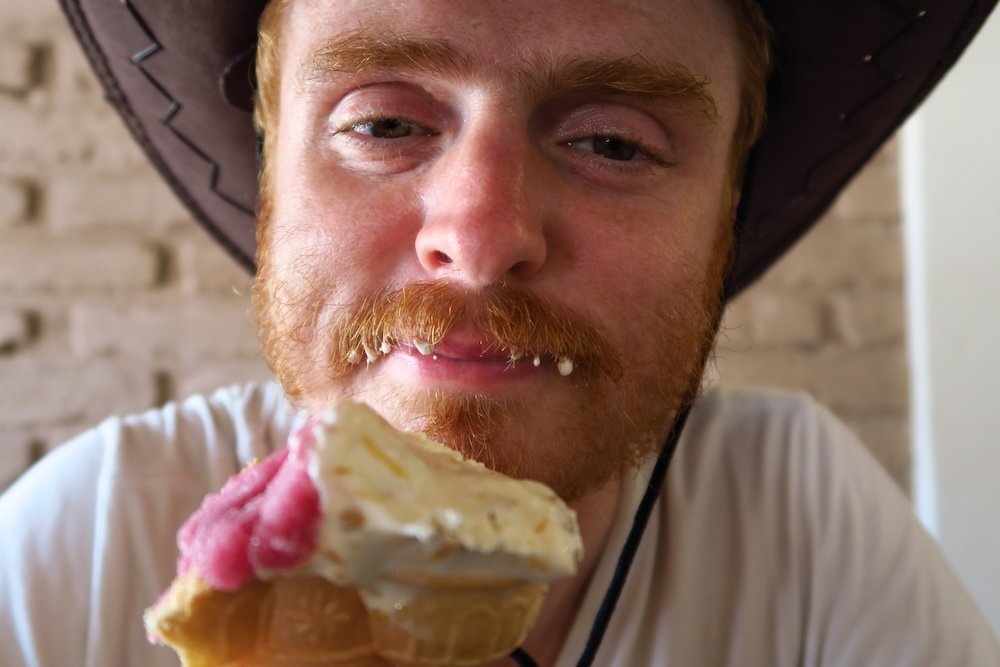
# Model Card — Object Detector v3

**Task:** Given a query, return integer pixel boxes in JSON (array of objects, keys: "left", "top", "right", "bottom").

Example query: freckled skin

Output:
[
  {"left": 261, "top": 0, "right": 740, "bottom": 486},
  {"left": 254, "top": 0, "right": 742, "bottom": 662}
]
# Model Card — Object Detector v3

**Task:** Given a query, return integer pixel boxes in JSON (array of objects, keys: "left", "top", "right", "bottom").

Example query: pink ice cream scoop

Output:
[
  {"left": 175, "top": 442, "right": 321, "bottom": 592},
  {"left": 145, "top": 401, "right": 583, "bottom": 667}
]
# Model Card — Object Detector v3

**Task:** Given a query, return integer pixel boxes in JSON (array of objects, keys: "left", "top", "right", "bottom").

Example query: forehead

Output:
[{"left": 283, "top": 0, "right": 740, "bottom": 115}]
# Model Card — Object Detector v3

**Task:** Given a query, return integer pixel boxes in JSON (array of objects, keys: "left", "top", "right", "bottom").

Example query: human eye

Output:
[
  {"left": 333, "top": 114, "right": 436, "bottom": 141},
  {"left": 324, "top": 85, "right": 445, "bottom": 173},
  {"left": 566, "top": 133, "right": 671, "bottom": 166},
  {"left": 553, "top": 103, "right": 676, "bottom": 182}
]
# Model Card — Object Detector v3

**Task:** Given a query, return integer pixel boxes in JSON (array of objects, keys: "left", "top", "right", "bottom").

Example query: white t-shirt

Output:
[{"left": 0, "top": 383, "right": 996, "bottom": 666}]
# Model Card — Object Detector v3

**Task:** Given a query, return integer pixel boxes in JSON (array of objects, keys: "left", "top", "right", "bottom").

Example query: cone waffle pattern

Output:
[
  {"left": 366, "top": 574, "right": 548, "bottom": 666},
  {"left": 145, "top": 574, "right": 388, "bottom": 666}
]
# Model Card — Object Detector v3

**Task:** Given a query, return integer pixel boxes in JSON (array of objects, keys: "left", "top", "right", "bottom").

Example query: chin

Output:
[{"left": 322, "top": 377, "right": 664, "bottom": 504}]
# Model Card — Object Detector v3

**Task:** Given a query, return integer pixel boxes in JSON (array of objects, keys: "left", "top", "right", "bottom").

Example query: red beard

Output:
[{"left": 252, "top": 240, "right": 729, "bottom": 502}]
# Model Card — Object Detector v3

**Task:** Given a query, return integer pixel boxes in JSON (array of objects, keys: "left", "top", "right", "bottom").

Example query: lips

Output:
[
  {"left": 343, "top": 325, "right": 576, "bottom": 376},
  {"left": 343, "top": 328, "right": 576, "bottom": 392},
  {"left": 419, "top": 336, "right": 576, "bottom": 377},
  {"left": 420, "top": 336, "right": 511, "bottom": 363}
]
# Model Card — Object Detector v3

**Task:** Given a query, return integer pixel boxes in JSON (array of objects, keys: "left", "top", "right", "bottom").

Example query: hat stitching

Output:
[
  {"left": 121, "top": 0, "right": 256, "bottom": 221},
  {"left": 56, "top": 0, "right": 257, "bottom": 273},
  {"left": 59, "top": 0, "right": 999, "bottom": 287}
]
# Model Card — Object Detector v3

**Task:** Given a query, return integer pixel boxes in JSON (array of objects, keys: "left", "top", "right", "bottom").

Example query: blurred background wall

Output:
[
  {"left": 0, "top": 0, "right": 992, "bottom": 631},
  {"left": 901, "top": 6, "right": 1000, "bottom": 634}
]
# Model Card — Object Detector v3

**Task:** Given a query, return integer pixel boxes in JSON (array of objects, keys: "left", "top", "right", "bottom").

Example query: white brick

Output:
[
  {"left": 37, "top": 424, "right": 93, "bottom": 451},
  {"left": 0, "top": 296, "right": 71, "bottom": 358},
  {"left": 721, "top": 290, "right": 826, "bottom": 349},
  {"left": 48, "top": 170, "right": 189, "bottom": 230},
  {"left": 0, "top": 95, "right": 40, "bottom": 163},
  {"left": 70, "top": 296, "right": 261, "bottom": 359},
  {"left": 829, "top": 288, "right": 905, "bottom": 347},
  {"left": 713, "top": 346, "right": 909, "bottom": 414},
  {"left": 871, "top": 136, "right": 899, "bottom": 163},
  {"left": 0, "top": 309, "right": 31, "bottom": 350},
  {"left": 832, "top": 155, "right": 900, "bottom": 221},
  {"left": 0, "top": 41, "right": 33, "bottom": 93},
  {"left": 48, "top": 107, "right": 152, "bottom": 172},
  {"left": 81, "top": 120, "right": 154, "bottom": 173},
  {"left": 1, "top": 0, "right": 62, "bottom": 24},
  {"left": 48, "top": 24, "right": 104, "bottom": 108},
  {"left": 0, "top": 233, "right": 160, "bottom": 292},
  {"left": 0, "top": 97, "right": 147, "bottom": 171},
  {"left": 760, "top": 223, "right": 903, "bottom": 288},
  {"left": 0, "top": 430, "right": 32, "bottom": 491},
  {"left": 0, "top": 356, "right": 156, "bottom": 427},
  {"left": 177, "top": 235, "right": 254, "bottom": 294},
  {"left": 0, "top": 178, "right": 29, "bottom": 225},
  {"left": 1, "top": 426, "right": 96, "bottom": 489},
  {"left": 173, "top": 359, "right": 276, "bottom": 401}
]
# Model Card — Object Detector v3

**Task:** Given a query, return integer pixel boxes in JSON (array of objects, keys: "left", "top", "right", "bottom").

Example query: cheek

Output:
[
  {"left": 554, "top": 190, "right": 726, "bottom": 365},
  {"left": 270, "top": 159, "right": 425, "bottom": 293},
  {"left": 270, "top": 103, "right": 430, "bottom": 282},
  {"left": 559, "top": 191, "right": 723, "bottom": 303}
]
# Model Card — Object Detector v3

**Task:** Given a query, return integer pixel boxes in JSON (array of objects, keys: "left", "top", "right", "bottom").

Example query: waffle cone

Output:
[
  {"left": 144, "top": 574, "right": 389, "bottom": 667},
  {"left": 364, "top": 572, "right": 548, "bottom": 667}
]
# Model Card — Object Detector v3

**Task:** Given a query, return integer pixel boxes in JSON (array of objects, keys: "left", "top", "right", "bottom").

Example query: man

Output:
[{"left": 1, "top": 0, "right": 998, "bottom": 665}]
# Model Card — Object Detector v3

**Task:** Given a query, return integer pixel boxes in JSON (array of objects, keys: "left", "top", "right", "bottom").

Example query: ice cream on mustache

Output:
[
  {"left": 326, "top": 280, "right": 622, "bottom": 384},
  {"left": 144, "top": 402, "right": 584, "bottom": 666},
  {"left": 346, "top": 331, "right": 580, "bottom": 378}
]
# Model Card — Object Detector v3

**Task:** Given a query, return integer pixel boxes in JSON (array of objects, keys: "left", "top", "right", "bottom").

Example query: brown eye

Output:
[
  {"left": 567, "top": 134, "right": 651, "bottom": 162},
  {"left": 355, "top": 118, "right": 420, "bottom": 138},
  {"left": 592, "top": 135, "right": 638, "bottom": 161}
]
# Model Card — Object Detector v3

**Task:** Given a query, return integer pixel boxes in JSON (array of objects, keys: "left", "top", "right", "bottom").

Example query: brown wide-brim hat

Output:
[{"left": 59, "top": 0, "right": 998, "bottom": 298}]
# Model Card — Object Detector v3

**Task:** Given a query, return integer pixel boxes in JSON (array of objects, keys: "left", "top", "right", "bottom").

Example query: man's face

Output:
[{"left": 254, "top": 0, "right": 742, "bottom": 501}]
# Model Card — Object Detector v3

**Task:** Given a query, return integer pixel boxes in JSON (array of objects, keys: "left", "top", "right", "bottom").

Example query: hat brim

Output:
[{"left": 59, "top": 0, "right": 998, "bottom": 297}]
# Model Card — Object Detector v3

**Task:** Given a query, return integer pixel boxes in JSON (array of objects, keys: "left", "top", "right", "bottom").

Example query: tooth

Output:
[
  {"left": 414, "top": 339, "right": 435, "bottom": 356},
  {"left": 533, "top": 355, "right": 541, "bottom": 367},
  {"left": 380, "top": 339, "right": 392, "bottom": 355},
  {"left": 363, "top": 342, "right": 379, "bottom": 364},
  {"left": 557, "top": 357, "right": 574, "bottom": 377},
  {"left": 346, "top": 349, "right": 361, "bottom": 365}
]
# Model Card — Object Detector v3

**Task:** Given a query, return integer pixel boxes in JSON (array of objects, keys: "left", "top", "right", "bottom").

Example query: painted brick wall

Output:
[
  {"left": 0, "top": 3, "right": 909, "bottom": 493},
  {"left": 0, "top": 6, "right": 273, "bottom": 490}
]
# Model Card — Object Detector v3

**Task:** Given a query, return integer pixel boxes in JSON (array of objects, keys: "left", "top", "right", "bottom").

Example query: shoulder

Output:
[
  {"left": 662, "top": 385, "right": 1000, "bottom": 666},
  {"left": 1, "top": 379, "right": 298, "bottom": 561},
  {"left": 2, "top": 379, "right": 294, "bottom": 508},
  {"left": 103, "top": 380, "right": 300, "bottom": 485},
  {"left": 685, "top": 384, "right": 851, "bottom": 449},
  {"left": 0, "top": 381, "right": 298, "bottom": 667},
  {"left": 662, "top": 385, "right": 865, "bottom": 571},
  {"left": 673, "top": 385, "right": 870, "bottom": 503}
]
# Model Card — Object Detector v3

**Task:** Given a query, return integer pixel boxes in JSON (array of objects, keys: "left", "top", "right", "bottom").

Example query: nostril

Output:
[{"left": 434, "top": 250, "right": 453, "bottom": 265}]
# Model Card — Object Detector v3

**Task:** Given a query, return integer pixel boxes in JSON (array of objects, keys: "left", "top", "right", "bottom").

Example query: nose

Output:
[{"left": 415, "top": 121, "right": 548, "bottom": 287}]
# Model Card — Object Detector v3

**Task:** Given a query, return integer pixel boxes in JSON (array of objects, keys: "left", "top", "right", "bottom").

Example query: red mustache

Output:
[{"left": 328, "top": 280, "right": 623, "bottom": 383}]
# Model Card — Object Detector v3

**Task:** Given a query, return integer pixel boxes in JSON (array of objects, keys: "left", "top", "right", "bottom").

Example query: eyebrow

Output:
[{"left": 303, "top": 31, "right": 719, "bottom": 121}]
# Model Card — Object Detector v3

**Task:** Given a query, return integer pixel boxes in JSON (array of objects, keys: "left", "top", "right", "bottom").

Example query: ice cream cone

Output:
[
  {"left": 147, "top": 403, "right": 582, "bottom": 667},
  {"left": 363, "top": 571, "right": 548, "bottom": 667},
  {"left": 145, "top": 574, "right": 389, "bottom": 667}
]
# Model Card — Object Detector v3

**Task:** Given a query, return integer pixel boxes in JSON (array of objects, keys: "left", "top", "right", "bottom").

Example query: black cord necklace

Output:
[{"left": 508, "top": 404, "right": 693, "bottom": 667}]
